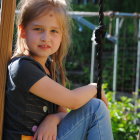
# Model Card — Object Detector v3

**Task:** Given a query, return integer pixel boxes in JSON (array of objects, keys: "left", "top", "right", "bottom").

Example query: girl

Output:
[{"left": 3, "top": 0, "right": 114, "bottom": 140}]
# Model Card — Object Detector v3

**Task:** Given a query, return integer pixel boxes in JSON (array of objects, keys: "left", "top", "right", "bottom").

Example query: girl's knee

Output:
[
  {"left": 76, "top": 98, "right": 108, "bottom": 116},
  {"left": 87, "top": 98, "right": 104, "bottom": 107},
  {"left": 85, "top": 98, "right": 107, "bottom": 113}
]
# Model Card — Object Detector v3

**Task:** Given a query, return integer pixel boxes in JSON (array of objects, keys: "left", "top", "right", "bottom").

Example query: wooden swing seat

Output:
[{"left": 21, "top": 135, "right": 33, "bottom": 140}]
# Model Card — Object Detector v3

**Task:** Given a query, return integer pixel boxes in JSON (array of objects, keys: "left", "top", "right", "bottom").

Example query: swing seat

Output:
[{"left": 21, "top": 135, "right": 33, "bottom": 140}]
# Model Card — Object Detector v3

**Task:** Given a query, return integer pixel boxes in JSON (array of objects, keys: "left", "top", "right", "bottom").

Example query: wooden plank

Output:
[{"left": 0, "top": 0, "right": 16, "bottom": 139}]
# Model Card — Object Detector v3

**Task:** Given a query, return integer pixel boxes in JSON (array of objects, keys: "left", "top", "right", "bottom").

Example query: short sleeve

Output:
[{"left": 9, "top": 57, "right": 46, "bottom": 92}]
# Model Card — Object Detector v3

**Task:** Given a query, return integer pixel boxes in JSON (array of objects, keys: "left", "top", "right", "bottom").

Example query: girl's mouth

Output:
[{"left": 38, "top": 45, "right": 51, "bottom": 49}]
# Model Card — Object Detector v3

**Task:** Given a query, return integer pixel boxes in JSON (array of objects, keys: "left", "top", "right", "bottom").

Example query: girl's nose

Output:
[{"left": 41, "top": 31, "right": 50, "bottom": 42}]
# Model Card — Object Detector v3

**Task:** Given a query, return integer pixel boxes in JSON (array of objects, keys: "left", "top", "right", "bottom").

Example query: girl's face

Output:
[{"left": 21, "top": 11, "right": 62, "bottom": 59}]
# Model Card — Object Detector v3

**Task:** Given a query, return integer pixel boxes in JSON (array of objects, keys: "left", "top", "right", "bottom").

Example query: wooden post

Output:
[{"left": 0, "top": 0, "right": 16, "bottom": 139}]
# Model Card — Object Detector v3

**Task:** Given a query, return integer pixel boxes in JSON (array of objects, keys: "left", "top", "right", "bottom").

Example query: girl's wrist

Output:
[
  {"left": 45, "top": 114, "right": 60, "bottom": 125},
  {"left": 89, "top": 83, "right": 97, "bottom": 97}
]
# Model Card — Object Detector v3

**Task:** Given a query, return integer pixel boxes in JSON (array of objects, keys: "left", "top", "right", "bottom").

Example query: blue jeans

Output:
[{"left": 57, "top": 99, "right": 114, "bottom": 140}]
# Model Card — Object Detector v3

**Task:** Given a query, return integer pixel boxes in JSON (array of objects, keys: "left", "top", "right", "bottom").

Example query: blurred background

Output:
[
  {"left": 67, "top": 0, "right": 140, "bottom": 93},
  {"left": 66, "top": 1, "right": 140, "bottom": 140}
]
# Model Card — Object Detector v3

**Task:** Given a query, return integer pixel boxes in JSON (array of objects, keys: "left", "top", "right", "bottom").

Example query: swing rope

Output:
[{"left": 94, "top": 0, "right": 106, "bottom": 99}]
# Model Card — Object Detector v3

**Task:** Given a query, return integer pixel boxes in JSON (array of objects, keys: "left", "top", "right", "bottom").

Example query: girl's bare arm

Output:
[{"left": 29, "top": 76, "right": 97, "bottom": 110}]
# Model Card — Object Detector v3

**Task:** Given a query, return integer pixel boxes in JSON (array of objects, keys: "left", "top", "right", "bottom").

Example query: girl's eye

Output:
[
  {"left": 51, "top": 30, "right": 58, "bottom": 33},
  {"left": 33, "top": 28, "right": 43, "bottom": 31}
]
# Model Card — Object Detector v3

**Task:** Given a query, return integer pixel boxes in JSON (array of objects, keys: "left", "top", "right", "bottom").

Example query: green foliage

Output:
[
  {"left": 67, "top": 83, "right": 140, "bottom": 140},
  {"left": 66, "top": 20, "right": 92, "bottom": 85},
  {"left": 72, "top": 3, "right": 99, "bottom": 12},
  {"left": 72, "top": 0, "right": 140, "bottom": 12},
  {"left": 104, "top": 0, "right": 140, "bottom": 12},
  {"left": 103, "top": 84, "right": 140, "bottom": 140},
  {"left": 66, "top": 3, "right": 139, "bottom": 92}
]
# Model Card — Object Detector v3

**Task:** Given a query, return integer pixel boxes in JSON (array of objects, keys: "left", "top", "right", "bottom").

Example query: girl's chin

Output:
[{"left": 30, "top": 54, "right": 49, "bottom": 59}]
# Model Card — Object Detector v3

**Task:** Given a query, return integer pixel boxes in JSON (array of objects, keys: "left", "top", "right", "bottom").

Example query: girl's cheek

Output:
[{"left": 30, "top": 33, "right": 38, "bottom": 40}]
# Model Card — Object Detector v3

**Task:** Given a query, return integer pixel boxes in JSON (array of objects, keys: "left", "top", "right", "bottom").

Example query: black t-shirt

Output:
[{"left": 3, "top": 56, "right": 58, "bottom": 140}]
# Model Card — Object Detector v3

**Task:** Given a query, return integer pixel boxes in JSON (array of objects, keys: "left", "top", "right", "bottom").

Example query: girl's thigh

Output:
[{"left": 57, "top": 99, "right": 114, "bottom": 140}]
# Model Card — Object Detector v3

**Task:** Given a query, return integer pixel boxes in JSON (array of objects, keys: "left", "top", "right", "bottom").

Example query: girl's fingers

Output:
[
  {"left": 42, "top": 134, "right": 56, "bottom": 140},
  {"left": 102, "top": 96, "right": 108, "bottom": 108},
  {"left": 42, "top": 134, "right": 48, "bottom": 140},
  {"left": 47, "top": 135, "right": 52, "bottom": 140},
  {"left": 37, "top": 135, "right": 43, "bottom": 140},
  {"left": 101, "top": 90, "right": 108, "bottom": 107},
  {"left": 33, "top": 132, "right": 37, "bottom": 140},
  {"left": 104, "top": 100, "right": 108, "bottom": 108},
  {"left": 52, "top": 135, "right": 57, "bottom": 140}
]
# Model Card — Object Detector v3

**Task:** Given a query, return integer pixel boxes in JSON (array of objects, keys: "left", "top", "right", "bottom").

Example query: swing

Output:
[
  {"left": 0, "top": 0, "right": 105, "bottom": 139},
  {"left": 93, "top": 0, "right": 106, "bottom": 99}
]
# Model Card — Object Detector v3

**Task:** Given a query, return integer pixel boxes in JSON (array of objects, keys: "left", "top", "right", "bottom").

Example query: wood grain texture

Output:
[{"left": 0, "top": 0, "right": 16, "bottom": 139}]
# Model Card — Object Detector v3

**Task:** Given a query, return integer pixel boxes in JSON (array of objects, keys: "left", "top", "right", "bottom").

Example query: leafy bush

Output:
[{"left": 103, "top": 84, "right": 140, "bottom": 140}]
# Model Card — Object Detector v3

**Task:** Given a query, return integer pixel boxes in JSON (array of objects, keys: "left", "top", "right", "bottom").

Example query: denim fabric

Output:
[{"left": 57, "top": 99, "right": 114, "bottom": 140}]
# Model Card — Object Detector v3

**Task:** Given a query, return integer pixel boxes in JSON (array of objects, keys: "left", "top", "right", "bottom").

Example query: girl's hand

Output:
[
  {"left": 101, "top": 90, "right": 108, "bottom": 108},
  {"left": 33, "top": 114, "right": 58, "bottom": 140},
  {"left": 90, "top": 83, "right": 108, "bottom": 108}
]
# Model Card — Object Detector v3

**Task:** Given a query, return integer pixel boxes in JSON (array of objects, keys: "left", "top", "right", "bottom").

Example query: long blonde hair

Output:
[{"left": 13, "top": 0, "right": 72, "bottom": 86}]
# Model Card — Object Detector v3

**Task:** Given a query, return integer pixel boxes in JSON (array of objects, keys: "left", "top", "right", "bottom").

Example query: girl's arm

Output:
[
  {"left": 56, "top": 106, "right": 68, "bottom": 122},
  {"left": 33, "top": 106, "right": 68, "bottom": 139},
  {"left": 42, "top": 106, "right": 68, "bottom": 126},
  {"left": 57, "top": 106, "right": 68, "bottom": 113},
  {"left": 29, "top": 76, "right": 97, "bottom": 110},
  {"left": 52, "top": 106, "right": 68, "bottom": 124}
]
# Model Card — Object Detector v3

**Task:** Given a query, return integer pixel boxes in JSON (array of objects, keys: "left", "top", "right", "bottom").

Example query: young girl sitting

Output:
[{"left": 3, "top": 0, "right": 114, "bottom": 139}]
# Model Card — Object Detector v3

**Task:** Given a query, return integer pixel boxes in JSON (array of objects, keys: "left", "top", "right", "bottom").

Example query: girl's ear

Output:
[{"left": 19, "top": 25, "right": 26, "bottom": 38}]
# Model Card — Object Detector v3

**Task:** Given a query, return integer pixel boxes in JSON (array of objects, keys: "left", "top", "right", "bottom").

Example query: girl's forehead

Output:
[
  {"left": 30, "top": 12, "right": 58, "bottom": 24},
  {"left": 35, "top": 11, "right": 56, "bottom": 20},
  {"left": 41, "top": 10, "right": 55, "bottom": 17}
]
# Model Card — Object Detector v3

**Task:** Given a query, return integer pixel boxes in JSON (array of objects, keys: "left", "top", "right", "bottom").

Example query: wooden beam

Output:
[{"left": 0, "top": 0, "right": 16, "bottom": 139}]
